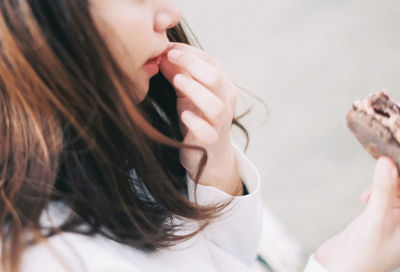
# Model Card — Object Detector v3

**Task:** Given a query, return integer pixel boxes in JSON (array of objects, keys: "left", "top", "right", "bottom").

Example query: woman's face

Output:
[{"left": 90, "top": 0, "right": 181, "bottom": 101}]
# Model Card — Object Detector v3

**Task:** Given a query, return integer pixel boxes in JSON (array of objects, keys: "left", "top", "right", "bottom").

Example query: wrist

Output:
[
  {"left": 198, "top": 145, "right": 243, "bottom": 196},
  {"left": 314, "top": 237, "right": 368, "bottom": 272}
]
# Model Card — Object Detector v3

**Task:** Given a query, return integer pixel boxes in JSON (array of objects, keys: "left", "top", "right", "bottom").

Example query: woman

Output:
[{"left": 1, "top": 0, "right": 400, "bottom": 272}]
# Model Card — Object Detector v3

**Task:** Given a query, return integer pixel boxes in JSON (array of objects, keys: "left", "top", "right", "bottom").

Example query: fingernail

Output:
[
  {"left": 174, "top": 74, "right": 187, "bottom": 88},
  {"left": 168, "top": 50, "right": 182, "bottom": 62}
]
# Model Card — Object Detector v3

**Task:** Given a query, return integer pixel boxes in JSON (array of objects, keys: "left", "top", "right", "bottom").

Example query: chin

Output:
[{"left": 135, "top": 81, "right": 150, "bottom": 103}]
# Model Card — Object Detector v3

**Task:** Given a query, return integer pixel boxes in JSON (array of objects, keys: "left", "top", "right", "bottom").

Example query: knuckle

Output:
[
  {"left": 207, "top": 70, "right": 223, "bottom": 87},
  {"left": 199, "top": 50, "right": 215, "bottom": 65},
  {"left": 232, "top": 86, "right": 239, "bottom": 101},
  {"left": 203, "top": 53, "right": 213, "bottom": 63},
  {"left": 210, "top": 99, "right": 225, "bottom": 120},
  {"left": 229, "top": 89, "right": 239, "bottom": 108},
  {"left": 226, "top": 108, "right": 235, "bottom": 119},
  {"left": 205, "top": 130, "right": 219, "bottom": 145}
]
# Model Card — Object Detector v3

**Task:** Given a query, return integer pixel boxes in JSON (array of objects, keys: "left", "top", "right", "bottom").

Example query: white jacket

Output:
[{"left": 20, "top": 144, "right": 327, "bottom": 272}]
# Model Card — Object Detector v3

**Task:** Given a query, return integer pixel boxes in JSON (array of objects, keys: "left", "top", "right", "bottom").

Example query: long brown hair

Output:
[{"left": 0, "top": 1, "right": 248, "bottom": 271}]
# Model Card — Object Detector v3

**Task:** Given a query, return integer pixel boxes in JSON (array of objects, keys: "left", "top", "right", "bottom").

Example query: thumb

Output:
[{"left": 367, "top": 157, "right": 399, "bottom": 213}]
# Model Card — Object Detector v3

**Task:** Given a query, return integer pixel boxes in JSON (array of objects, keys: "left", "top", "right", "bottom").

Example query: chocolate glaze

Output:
[{"left": 347, "top": 92, "right": 400, "bottom": 171}]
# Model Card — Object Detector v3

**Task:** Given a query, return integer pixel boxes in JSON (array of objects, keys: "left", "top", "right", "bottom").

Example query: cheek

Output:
[
  {"left": 109, "top": 13, "right": 153, "bottom": 71},
  {"left": 109, "top": 25, "right": 155, "bottom": 87},
  {"left": 109, "top": 31, "right": 145, "bottom": 74},
  {"left": 93, "top": 10, "right": 152, "bottom": 70},
  {"left": 102, "top": 26, "right": 154, "bottom": 101},
  {"left": 90, "top": 3, "right": 154, "bottom": 101}
]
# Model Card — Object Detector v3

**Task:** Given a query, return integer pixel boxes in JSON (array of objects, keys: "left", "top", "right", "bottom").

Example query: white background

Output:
[{"left": 178, "top": 0, "right": 400, "bottom": 269}]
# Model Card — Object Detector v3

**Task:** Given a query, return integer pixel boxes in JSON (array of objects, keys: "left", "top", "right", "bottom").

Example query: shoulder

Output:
[{"left": 20, "top": 232, "right": 144, "bottom": 272}]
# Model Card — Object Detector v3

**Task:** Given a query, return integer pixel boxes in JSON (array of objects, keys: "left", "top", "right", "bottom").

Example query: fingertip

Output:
[
  {"left": 168, "top": 49, "right": 182, "bottom": 62},
  {"left": 173, "top": 73, "right": 187, "bottom": 89},
  {"left": 159, "top": 55, "right": 171, "bottom": 72},
  {"left": 181, "top": 110, "right": 194, "bottom": 124},
  {"left": 376, "top": 156, "right": 395, "bottom": 166},
  {"left": 376, "top": 156, "right": 398, "bottom": 179}
]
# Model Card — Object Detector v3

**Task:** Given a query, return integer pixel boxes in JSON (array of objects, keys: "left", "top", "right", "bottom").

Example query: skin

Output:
[
  {"left": 89, "top": 0, "right": 242, "bottom": 196},
  {"left": 160, "top": 43, "right": 243, "bottom": 195},
  {"left": 315, "top": 157, "right": 400, "bottom": 272},
  {"left": 90, "top": 0, "right": 181, "bottom": 100},
  {"left": 90, "top": 0, "right": 400, "bottom": 270}
]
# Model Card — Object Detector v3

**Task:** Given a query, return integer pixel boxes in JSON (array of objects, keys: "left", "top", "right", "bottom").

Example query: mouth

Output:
[
  {"left": 145, "top": 55, "right": 162, "bottom": 66},
  {"left": 143, "top": 55, "right": 162, "bottom": 76},
  {"left": 143, "top": 46, "right": 170, "bottom": 76}
]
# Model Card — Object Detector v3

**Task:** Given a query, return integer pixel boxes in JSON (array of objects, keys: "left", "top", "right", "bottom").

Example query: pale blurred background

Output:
[{"left": 177, "top": 0, "right": 400, "bottom": 271}]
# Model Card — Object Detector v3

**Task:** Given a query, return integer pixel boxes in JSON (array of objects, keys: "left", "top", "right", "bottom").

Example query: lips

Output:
[
  {"left": 143, "top": 54, "right": 163, "bottom": 76},
  {"left": 143, "top": 46, "right": 170, "bottom": 76},
  {"left": 145, "top": 55, "right": 162, "bottom": 66},
  {"left": 145, "top": 44, "right": 173, "bottom": 65}
]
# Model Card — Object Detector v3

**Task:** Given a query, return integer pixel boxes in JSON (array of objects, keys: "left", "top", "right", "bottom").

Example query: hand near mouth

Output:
[{"left": 159, "top": 42, "right": 243, "bottom": 196}]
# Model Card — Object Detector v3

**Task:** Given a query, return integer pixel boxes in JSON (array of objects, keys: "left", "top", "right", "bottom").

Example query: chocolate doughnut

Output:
[{"left": 346, "top": 91, "right": 400, "bottom": 171}]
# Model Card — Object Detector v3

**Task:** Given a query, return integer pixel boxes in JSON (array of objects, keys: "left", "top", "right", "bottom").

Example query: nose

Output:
[{"left": 154, "top": 0, "right": 182, "bottom": 32}]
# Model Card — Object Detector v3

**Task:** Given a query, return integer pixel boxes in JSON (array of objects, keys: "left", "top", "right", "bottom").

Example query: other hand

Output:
[{"left": 315, "top": 157, "right": 400, "bottom": 272}]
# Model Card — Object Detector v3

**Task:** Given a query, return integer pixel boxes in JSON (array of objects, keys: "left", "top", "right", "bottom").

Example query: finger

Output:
[
  {"left": 166, "top": 49, "right": 225, "bottom": 93},
  {"left": 159, "top": 54, "right": 186, "bottom": 82},
  {"left": 173, "top": 74, "right": 224, "bottom": 125},
  {"left": 181, "top": 110, "right": 218, "bottom": 145},
  {"left": 168, "top": 42, "right": 218, "bottom": 66},
  {"left": 159, "top": 55, "right": 192, "bottom": 99},
  {"left": 361, "top": 183, "right": 400, "bottom": 204},
  {"left": 367, "top": 157, "right": 399, "bottom": 214}
]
